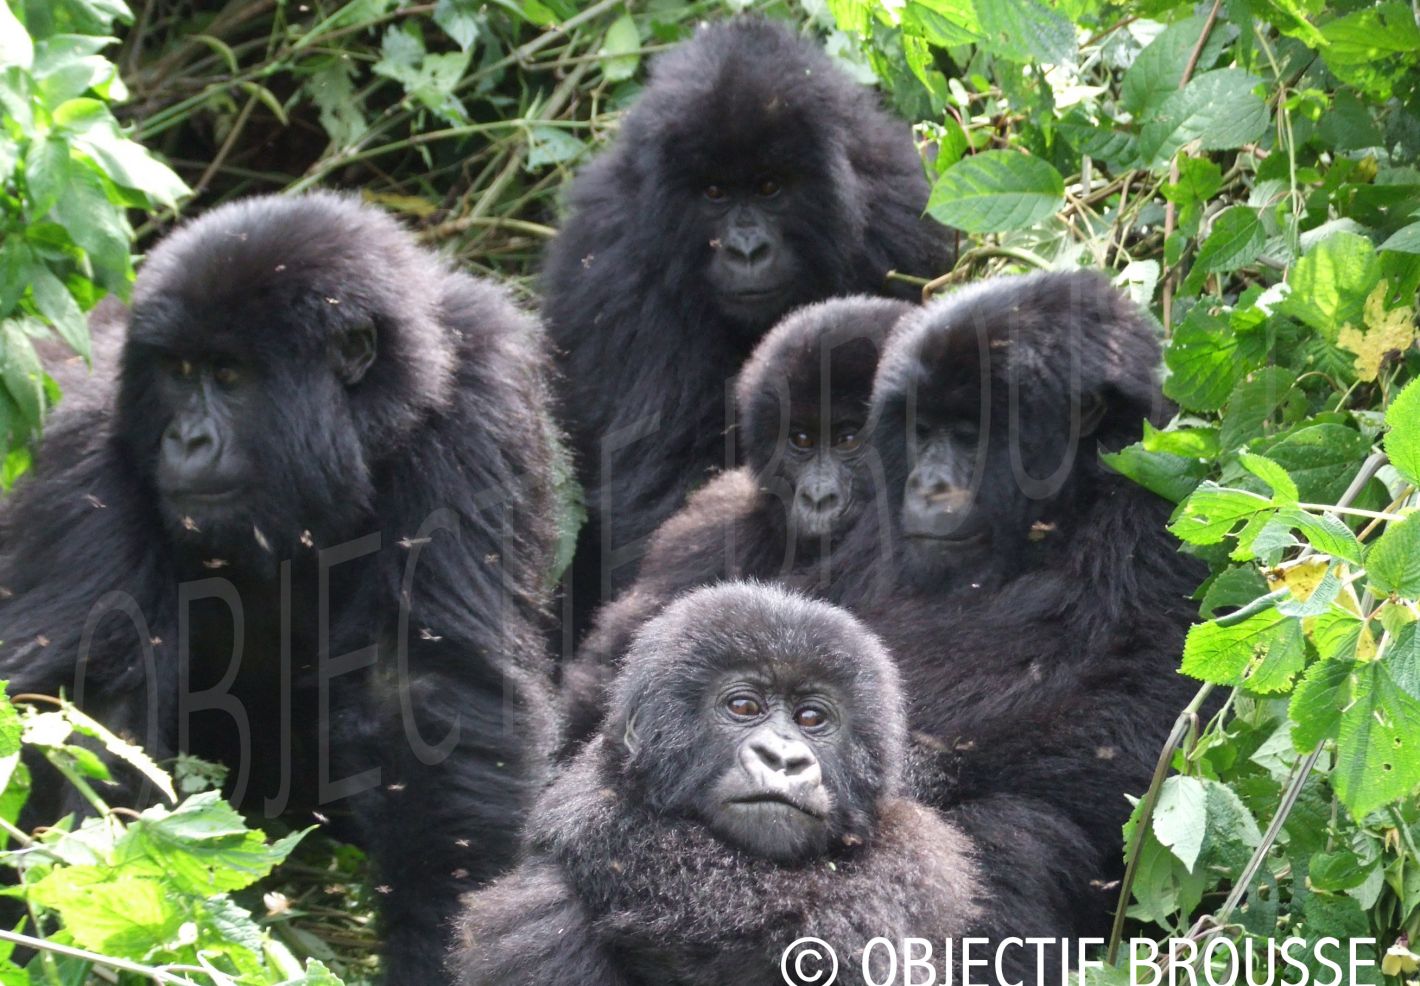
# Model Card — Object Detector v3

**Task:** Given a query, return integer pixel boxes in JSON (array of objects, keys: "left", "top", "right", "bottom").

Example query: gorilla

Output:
[
  {"left": 561, "top": 296, "right": 910, "bottom": 746},
  {"left": 0, "top": 193, "right": 560, "bottom": 984},
  {"left": 452, "top": 582, "right": 981, "bottom": 986},
  {"left": 544, "top": 17, "right": 956, "bottom": 640},
  {"left": 833, "top": 271, "right": 1207, "bottom": 956}
]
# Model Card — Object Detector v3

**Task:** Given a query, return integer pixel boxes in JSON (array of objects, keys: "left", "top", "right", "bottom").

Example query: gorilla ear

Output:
[
  {"left": 1080, "top": 391, "right": 1107, "bottom": 436},
  {"left": 333, "top": 323, "right": 377, "bottom": 385}
]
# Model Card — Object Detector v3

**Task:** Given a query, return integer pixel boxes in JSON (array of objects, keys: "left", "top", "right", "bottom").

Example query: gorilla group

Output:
[
  {"left": 0, "top": 193, "right": 559, "bottom": 984},
  {"left": 544, "top": 17, "right": 957, "bottom": 640},
  {"left": 0, "top": 14, "right": 1209, "bottom": 986}
]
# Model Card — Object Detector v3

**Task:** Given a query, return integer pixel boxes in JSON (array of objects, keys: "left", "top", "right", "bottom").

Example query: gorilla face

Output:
[
  {"left": 700, "top": 177, "right": 801, "bottom": 323},
  {"left": 702, "top": 670, "right": 840, "bottom": 861},
  {"left": 608, "top": 583, "right": 905, "bottom": 863},
  {"left": 782, "top": 416, "right": 866, "bottom": 539}
]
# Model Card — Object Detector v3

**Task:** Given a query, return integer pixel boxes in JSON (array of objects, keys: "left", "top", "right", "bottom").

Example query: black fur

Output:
[
  {"left": 544, "top": 17, "right": 954, "bottom": 640},
  {"left": 835, "top": 271, "right": 1206, "bottom": 967},
  {"left": 453, "top": 583, "right": 981, "bottom": 986},
  {"left": 562, "top": 296, "right": 909, "bottom": 746},
  {"left": 0, "top": 193, "right": 561, "bottom": 985}
]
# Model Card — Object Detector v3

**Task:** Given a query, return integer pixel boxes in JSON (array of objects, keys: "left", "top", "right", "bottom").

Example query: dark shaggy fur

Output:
[
  {"left": 453, "top": 583, "right": 981, "bottom": 986},
  {"left": 561, "top": 296, "right": 910, "bottom": 745},
  {"left": 0, "top": 193, "right": 561, "bottom": 984},
  {"left": 832, "top": 271, "right": 1206, "bottom": 969},
  {"left": 544, "top": 17, "right": 954, "bottom": 641}
]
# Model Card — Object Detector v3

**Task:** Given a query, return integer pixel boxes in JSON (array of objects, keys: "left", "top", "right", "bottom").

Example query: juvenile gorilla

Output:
[
  {"left": 454, "top": 582, "right": 981, "bottom": 986},
  {"left": 835, "top": 272, "right": 1206, "bottom": 953},
  {"left": 0, "top": 193, "right": 560, "bottom": 984},
  {"left": 545, "top": 17, "right": 955, "bottom": 635},
  {"left": 562, "top": 296, "right": 909, "bottom": 745}
]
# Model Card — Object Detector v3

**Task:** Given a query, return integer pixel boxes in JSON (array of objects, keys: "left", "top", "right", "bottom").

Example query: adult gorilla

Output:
[
  {"left": 545, "top": 17, "right": 955, "bottom": 639},
  {"left": 836, "top": 271, "right": 1206, "bottom": 953},
  {"left": 0, "top": 193, "right": 560, "bottom": 984},
  {"left": 561, "top": 296, "right": 909, "bottom": 746},
  {"left": 453, "top": 582, "right": 981, "bottom": 986}
]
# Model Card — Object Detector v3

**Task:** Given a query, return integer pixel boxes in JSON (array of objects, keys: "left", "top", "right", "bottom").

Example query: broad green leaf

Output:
[
  {"left": 1385, "top": 377, "right": 1420, "bottom": 487},
  {"left": 926, "top": 150, "right": 1064, "bottom": 233},
  {"left": 1181, "top": 608, "right": 1305, "bottom": 691},
  {"left": 1169, "top": 482, "right": 1273, "bottom": 545},
  {"left": 1152, "top": 775, "right": 1207, "bottom": 872},
  {"left": 1274, "top": 508, "right": 1364, "bottom": 566},
  {"left": 73, "top": 121, "right": 189, "bottom": 207},
  {"left": 0, "top": 4, "right": 33, "bottom": 70},
  {"left": 1189, "top": 206, "right": 1265, "bottom": 281},
  {"left": 1199, "top": 566, "right": 1270, "bottom": 619},
  {"left": 1335, "top": 661, "right": 1420, "bottom": 818},
  {"left": 1163, "top": 308, "right": 1242, "bottom": 412},
  {"left": 1367, "top": 513, "right": 1420, "bottom": 598},
  {"left": 1219, "top": 367, "right": 1299, "bottom": 451},
  {"left": 434, "top": 0, "right": 482, "bottom": 51},
  {"left": 28, "top": 871, "right": 183, "bottom": 955},
  {"left": 1382, "top": 622, "right": 1420, "bottom": 701},
  {"left": 1237, "top": 451, "right": 1299, "bottom": 504},
  {"left": 599, "top": 14, "right": 641, "bottom": 83},
  {"left": 1290, "top": 656, "right": 1353, "bottom": 751},
  {"left": 1382, "top": 223, "right": 1420, "bottom": 255},
  {"left": 1101, "top": 442, "right": 1207, "bottom": 503},
  {"left": 29, "top": 265, "right": 90, "bottom": 359},
  {"left": 975, "top": 0, "right": 1075, "bottom": 64},
  {"left": 1120, "top": 14, "right": 1231, "bottom": 117},
  {"left": 1138, "top": 69, "right": 1270, "bottom": 169},
  {"left": 1283, "top": 232, "right": 1380, "bottom": 342},
  {"left": 1319, "top": 1, "right": 1420, "bottom": 101},
  {"left": 1255, "top": 424, "right": 1370, "bottom": 503}
]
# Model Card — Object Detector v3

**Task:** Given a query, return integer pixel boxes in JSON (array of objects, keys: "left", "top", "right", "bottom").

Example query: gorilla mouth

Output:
[
  {"left": 905, "top": 531, "right": 989, "bottom": 547},
  {"left": 726, "top": 793, "right": 825, "bottom": 819}
]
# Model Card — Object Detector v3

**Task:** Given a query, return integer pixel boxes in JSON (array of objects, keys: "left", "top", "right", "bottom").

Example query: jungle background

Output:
[{"left": 2, "top": 0, "right": 1420, "bottom": 981}]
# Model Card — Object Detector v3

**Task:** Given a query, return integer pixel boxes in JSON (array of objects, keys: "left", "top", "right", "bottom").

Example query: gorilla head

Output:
[
  {"left": 604, "top": 582, "right": 905, "bottom": 862},
  {"left": 116, "top": 193, "right": 455, "bottom": 565},
  {"left": 736, "top": 296, "right": 911, "bottom": 542},
  {"left": 870, "top": 271, "right": 1162, "bottom": 589},
  {"left": 616, "top": 19, "right": 916, "bottom": 327}
]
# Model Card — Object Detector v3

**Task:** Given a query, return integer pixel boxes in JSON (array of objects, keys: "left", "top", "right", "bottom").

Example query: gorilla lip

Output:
[
  {"left": 904, "top": 531, "right": 989, "bottom": 547},
  {"left": 726, "top": 792, "right": 825, "bottom": 819}
]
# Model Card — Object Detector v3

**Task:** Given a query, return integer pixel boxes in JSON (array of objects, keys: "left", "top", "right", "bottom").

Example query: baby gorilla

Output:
[
  {"left": 454, "top": 582, "right": 980, "bottom": 986},
  {"left": 561, "top": 297, "right": 910, "bottom": 747}
]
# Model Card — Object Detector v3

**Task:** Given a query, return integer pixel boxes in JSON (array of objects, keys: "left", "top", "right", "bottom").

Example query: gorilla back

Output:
[
  {"left": 544, "top": 17, "right": 955, "bottom": 633},
  {"left": 0, "top": 192, "right": 560, "bottom": 985}
]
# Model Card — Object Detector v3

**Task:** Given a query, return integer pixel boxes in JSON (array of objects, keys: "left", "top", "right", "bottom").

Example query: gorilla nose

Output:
[
  {"left": 903, "top": 471, "right": 980, "bottom": 538},
  {"left": 748, "top": 732, "right": 818, "bottom": 778},
  {"left": 722, "top": 228, "right": 772, "bottom": 268},
  {"left": 164, "top": 420, "right": 217, "bottom": 463},
  {"left": 797, "top": 484, "right": 841, "bottom": 515}
]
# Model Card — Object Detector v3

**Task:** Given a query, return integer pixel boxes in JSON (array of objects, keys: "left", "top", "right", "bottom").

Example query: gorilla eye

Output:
[
  {"left": 213, "top": 363, "right": 241, "bottom": 388},
  {"left": 788, "top": 431, "right": 815, "bottom": 450},
  {"left": 757, "top": 179, "right": 781, "bottom": 198},
  {"left": 952, "top": 423, "right": 980, "bottom": 444},
  {"left": 726, "top": 695, "right": 762, "bottom": 719},
  {"left": 704, "top": 184, "right": 726, "bottom": 201},
  {"left": 794, "top": 705, "right": 829, "bottom": 730},
  {"left": 163, "top": 357, "right": 197, "bottom": 380},
  {"left": 834, "top": 430, "right": 861, "bottom": 452}
]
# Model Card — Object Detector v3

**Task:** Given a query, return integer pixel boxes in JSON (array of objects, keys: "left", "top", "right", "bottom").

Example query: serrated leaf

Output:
[
  {"left": 1181, "top": 608, "right": 1305, "bottom": 691},
  {"left": 1120, "top": 15, "right": 1231, "bottom": 117},
  {"left": 1238, "top": 451, "right": 1299, "bottom": 504},
  {"left": 434, "top": 0, "right": 482, "bottom": 51},
  {"left": 1387, "top": 378, "right": 1420, "bottom": 487},
  {"left": 28, "top": 872, "right": 182, "bottom": 955},
  {"left": 1274, "top": 507, "right": 1364, "bottom": 565},
  {"left": 1138, "top": 69, "right": 1270, "bottom": 168},
  {"left": 1290, "top": 656, "right": 1353, "bottom": 750},
  {"left": 1367, "top": 513, "right": 1420, "bottom": 598},
  {"left": 1337, "top": 280, "right": 1417, "bottom": 381},
  {"left": 1256, "top": 424, "right": 1370, "bottom": 503},
  {"left": 1101, "top": 442, "right": 1207, "bottom": 503},
  {"left": 1191, "top": 206, "right": 1265, "bottom": 277},
  {"left": 1334, "top": 661, "right": 1420, "bottom": 818},
  {"left": 926, "top": 150, "right": 1064, "bottom": 233},
  {"left": 1284, "top": 232, "right": 1380, "bottom": 342},
  {"left": 1163, "top": 308, "right": 1242, "bottom": 412},
  {"left": 1169, "top": 482, "right": 1273, "bottom": 545}
]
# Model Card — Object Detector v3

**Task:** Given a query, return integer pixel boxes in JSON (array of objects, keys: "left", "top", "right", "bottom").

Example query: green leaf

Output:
[
  {"left": 1120, "top": 14, "right": 1231, "bottom": 117},
  {"left": 1319, "top": 1, "right": 1420, "bottom": 100},
  {"left": 0, "top": 4, "right": 33, "bottom": 70},
  {"left": 975, "top": 0, "right": 1076, "bottom": 64},
  {"left": 1366, "top": 513, "right": 1420, "bottom": 598},
  {"left": 1219, "top": 367, "right": 1299, "bottom": 451},
  {"left": 29, "top": 266, "right": 90, "bottom": 359},
  {"left": 0, "top": 320, "right": 44, "bottom": 429},
  {"left": 1163, "top": 307, "right": 1243, "bottom": 412},
  {"left": 1334, "top": 661, "right": 1420, "bottom": 818},
  {"left": 1101, "top": 442, "right": 1207, "bottom": 503},
  {"left": 1255, "top": 424, "right": 1370, "bottom": 503},
  {"left": 28, "top": 872, "right": 183, "bottom": 955},
  {"left": 1169, "top": 482, "right": 1273, "bottom": 545},
  {"left": 1283, "top": 232, "right": 1380, "bottom": 342},
  {"left": 1382, "top": 223, "right": 1420, "bottom": 254},
  {"left": 73, "top": 121, "right": 189, "bottom": 208},
  {"left": 599, "top": 14, "right": 641, "bottom": 83},
  {"left": 1237, "top": 451, "right": 1299, "bottom": 504},
  {"left": 1385, "top": 377, "right": 1420, "bottom": 488},
  {"left": 926, "top": 150, "right": 1065, "bottom": 233},
  {"left": 434, "top": 0, "right": 482, "bottom": 51},
  {"left": 1274, "top": 508, "right": 1364, "bottom": 566},
  {"left": 1290, "top": 656, "right": 1353, "bottom": 750},
  {"left": 1181, "top": 608, "right": 1305, "bottom": 691},
  {"left": 1138, "top": 69, "right": 1271, "bottom": 169},
  {"left": 1152, "top": 775, "right": 1207, "bottom": 872},
  {"left": 1190, "top": 206, "right": 1265, "bottom": 277}
]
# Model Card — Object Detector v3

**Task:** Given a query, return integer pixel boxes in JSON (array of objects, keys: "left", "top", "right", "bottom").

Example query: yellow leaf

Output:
[
  {"left": 1337, "top": 280, "right": 1418, "bottom": 381},
  {"left": 1266, "top": 556, "right": 1330, "bottom": 604}
]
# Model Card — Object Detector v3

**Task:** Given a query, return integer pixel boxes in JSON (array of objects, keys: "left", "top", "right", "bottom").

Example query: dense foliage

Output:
[{"left": 1, "top": 0, "right": 1419, "bottom": 980}]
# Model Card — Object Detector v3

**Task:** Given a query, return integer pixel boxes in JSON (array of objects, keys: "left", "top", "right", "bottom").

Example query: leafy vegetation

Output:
[{"left": 1, "top": 0, "right": 1419, "bottom": 979}]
